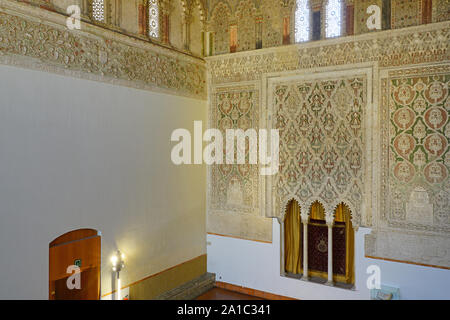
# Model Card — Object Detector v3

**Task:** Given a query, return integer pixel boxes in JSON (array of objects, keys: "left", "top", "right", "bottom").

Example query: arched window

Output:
[
  {"left": 211, "top": 3, "right": 231, "bottom": 55},
  {"left": 148, "top": 0, "right": 160, "bottom": 39},
  {"left": 325, "top": 0, "right": 343, "bottom": 38},
  {"left": 294, "top": 0, "right": 311, "bottom": 43},
  {"left": 189, "top": 3, "right": 205, "bottom": 56},
  {"left": 92, "top": 0, "right": 105, "bottom": 22},
  {"left": 283, "top": 200, "right": 355, "bottom": 286}
]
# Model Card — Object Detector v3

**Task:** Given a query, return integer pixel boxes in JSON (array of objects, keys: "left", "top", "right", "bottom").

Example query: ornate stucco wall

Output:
[
  {"left": 206, "top": 0, "right": 450, "bottom": 55},
  {"left": 269, "top": 69, "right": 369, "bottom": 227},
  {"left": 365, "top": 64, "right": 450, "bottom": 268},
  {"left": 206, "top": 21, "right": 450, "bottom": 268},
  {"left": 207, "top": 83, "right": 272, "bottom": 242},
  {"left": 0, "top": 0, "right": 206, "bottom": 99},
  {"left": 2, "top": 0, "right": 449, "bottom": 270},
  {"left": 22, "top": 0, "right": 208, "bottom": 58}
]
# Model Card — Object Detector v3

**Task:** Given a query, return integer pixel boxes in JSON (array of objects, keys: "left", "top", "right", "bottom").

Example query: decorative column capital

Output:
[
  {"left": 325, "top": 213, "right": 334, "bottom": 227},
  {"left": 300, "top": 213, "right": 309, "bottom": 224}
]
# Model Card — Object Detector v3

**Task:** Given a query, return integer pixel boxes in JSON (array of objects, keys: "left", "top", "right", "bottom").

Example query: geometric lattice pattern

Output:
[
  {"left": 273, "top": 76, "right": 366, "bottom": 225},
  {"left": 148, "top": 0, "right": 160, "bottom": 39},
  {"left": 92, "top": 0, "right": 105, "bottom": 22}
]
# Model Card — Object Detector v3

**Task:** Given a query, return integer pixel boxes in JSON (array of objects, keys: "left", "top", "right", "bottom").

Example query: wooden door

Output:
[{"left": 49, "top": 229, "right": 101, "bottom": 300}]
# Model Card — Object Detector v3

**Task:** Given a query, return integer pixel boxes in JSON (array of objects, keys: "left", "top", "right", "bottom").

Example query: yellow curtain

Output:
[
  {"left": 335, "top": 203, "right": 355, "bottom": 284},
  {"left": 310, "top": 201, "right": 325, "bottom": 221},
  {"left": 284, "top": 201, "right": 302, "bottom": 274}
]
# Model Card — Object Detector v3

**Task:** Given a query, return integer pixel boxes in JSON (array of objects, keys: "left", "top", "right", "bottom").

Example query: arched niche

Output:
[{"left": 189, "top": 1, "right": 205, "bottom": 56}]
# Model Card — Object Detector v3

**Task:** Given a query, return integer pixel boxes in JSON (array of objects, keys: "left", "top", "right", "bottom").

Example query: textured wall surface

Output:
[
  {"left": 271, "top": 72, "right": 367, "bottom": 226},
  {"left": 206, "top": 21, "right": 450, "bottom": 265},
  {"left": 208, "top": 84, "right": 272, "bottom": 242},
  {"left": 0, "top": 0, "right": 206, "bottom": 99},
  {"left": 366, "top": 64, "right": 450, "bottom": 268},
  {"left": 206, "top": 0, "right": 450, "bottom": 55}
]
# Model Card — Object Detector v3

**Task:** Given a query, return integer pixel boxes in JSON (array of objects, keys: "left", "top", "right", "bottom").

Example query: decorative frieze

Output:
[
  {"left": 0, "top": 0, "right": 206, "bottom": 99},
  {"left": 391, "top": 0, "right": 423, "bottom": 29},
  {"left": 206, "top": 21, "right": 450, "bottom": 84}
]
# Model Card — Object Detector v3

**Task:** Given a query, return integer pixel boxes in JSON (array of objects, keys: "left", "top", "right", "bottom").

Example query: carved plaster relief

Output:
[
  {"left": 371, "top": 64, "right": 450, "bottom": 268},
  {"left": 0, "top": 0, "right": 206, "bottom": 99},
  {"left": 207, "top": 83, "right": 273, "bottom": 242},
  {"left": 206, "top": 22, "right": 449, "bottom": 244},
  {"left": 206, "top": 21, "right": 450, "bottom": 85},
  {"left": 263, "top": 66, "right": 374, "bottom": 229}
]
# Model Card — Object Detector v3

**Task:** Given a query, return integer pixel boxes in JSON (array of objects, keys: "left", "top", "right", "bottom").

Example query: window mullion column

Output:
[
  {"left": 301, "top": 213, "right": 309, "bottom": 281},
  {"left": 326, "top": 214, "right": 334, "bottom": 286}
]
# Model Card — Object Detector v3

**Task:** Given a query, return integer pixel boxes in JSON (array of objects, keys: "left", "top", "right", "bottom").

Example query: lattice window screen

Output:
[
  {"left": 325, "top": 0, "right": 343, "bottom": 38},
  {"left": 148, "top": 0, "right": 160, "bottom": 39},
  {"left": 92, "top": 0, "right": 105, "bottom": 22},
  {"left": 295, "top": 0, "right": 311, "bottom": 43}
]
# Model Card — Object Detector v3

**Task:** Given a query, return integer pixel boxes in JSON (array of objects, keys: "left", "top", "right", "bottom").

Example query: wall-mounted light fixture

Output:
[{"left": 111, "top": 250, "right": 125, "bottom": 300}]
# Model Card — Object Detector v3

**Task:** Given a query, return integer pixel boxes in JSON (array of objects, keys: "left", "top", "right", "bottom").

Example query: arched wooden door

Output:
[{"left": 49, "top": 229, "right": 101, "bottom": 300}]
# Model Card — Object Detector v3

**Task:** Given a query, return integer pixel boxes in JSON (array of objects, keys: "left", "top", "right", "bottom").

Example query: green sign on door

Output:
[{"left": 74, "top": 259, "right": 81, "bottom": 268}]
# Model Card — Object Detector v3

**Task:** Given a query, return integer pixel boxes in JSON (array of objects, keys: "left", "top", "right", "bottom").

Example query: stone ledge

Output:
[{"left": 155, "top": 273, "right": 216, "bottom": 300}]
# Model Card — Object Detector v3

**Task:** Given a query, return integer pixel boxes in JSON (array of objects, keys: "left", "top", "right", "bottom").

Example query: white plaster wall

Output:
[
  {"left": 0, "top": 64, "right": 207, "bottom": 299},
  {"left": 207, "top": 219, "right": 450, "bottom": 300}
]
